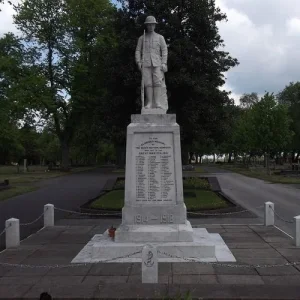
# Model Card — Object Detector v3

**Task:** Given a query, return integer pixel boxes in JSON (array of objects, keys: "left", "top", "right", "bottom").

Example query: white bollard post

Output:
[
  {"left": 44, "top": 204, "right": 54, "bottom": 227},
  {"left": 265, "top": 202, "right": 274, "bottom": 226},
  {"left": 142, "top": 244, "right": 158, "bottom": 283},
  {"left": 5, "top": 218, "right": 20, "bottom": 248},
  {"left": 294, "top": 216, "right": 300, "bottom": 247}
]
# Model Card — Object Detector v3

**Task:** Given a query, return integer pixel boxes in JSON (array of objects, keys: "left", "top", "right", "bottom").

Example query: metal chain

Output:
[
  {"left": 0, "top": 224, "right": 11, "bottom": 237},
  {"left": 0, "top": 250, "right": 142, "bottom": 268},
  {"left": 188, "top": 205, "right": 264, "bottom": 216},
  {"left": 54, "top": 207, "right": 122, "bottom": 216},
  {"left": 54, "top": 205, "right": 265, "bottom": 217},
  {"left": 269, "top": 205, "right": 295, "bottom": 224},
  {"left": 157, "top": 250, "right": 300, "bottom": 268},
  {"left": 20, "top": 211, "right": 45, "bottom": 226},
  {"left": 188, "top": 209, "right": 249, "bottom": 216}
]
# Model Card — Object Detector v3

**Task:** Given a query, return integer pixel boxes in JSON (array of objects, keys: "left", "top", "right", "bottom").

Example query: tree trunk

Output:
[
  {"left": 228, "top": 152, "right": 232, "bottom": 163},
  {"left": 181, "top": 147, "right": 189, "bottom": 165},
  {"left": 116, "top": 144, "right": 125, "bottom": 168},
  {"left": 188, "top": 152, "right": 194, "bottom": 164},
  {"left": 265, "top": 153, "right": 271, "bottom": 175},
  {"left": 213, "top": 154, "right": 216, "bottom": 163},
  {"left": 61, "top": 139, "right": 71, "bottom": 171}
]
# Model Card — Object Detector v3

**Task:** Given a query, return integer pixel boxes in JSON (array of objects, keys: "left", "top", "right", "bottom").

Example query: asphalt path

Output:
[
  {"left": 203, "top": 166, "right": 300, "bottom": 236},
  {"left": 0, "top": 168, "right": 115, "bottom": 250}
]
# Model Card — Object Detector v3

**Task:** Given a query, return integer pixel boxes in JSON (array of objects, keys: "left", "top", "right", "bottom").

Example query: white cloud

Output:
[
  {"left": 216, "top": 0, "right": 300, "bottom": 98},
  {"left": 287, "top": 18, "right": 300, "bottom": 36},
  {"left": 0, "top": 0, "right": 20, "bottom": 36}
]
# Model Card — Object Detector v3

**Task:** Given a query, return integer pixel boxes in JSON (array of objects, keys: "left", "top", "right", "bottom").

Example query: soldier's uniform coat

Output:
[{"left": 135, "top": 32, "right": 168, "bottom": 87}]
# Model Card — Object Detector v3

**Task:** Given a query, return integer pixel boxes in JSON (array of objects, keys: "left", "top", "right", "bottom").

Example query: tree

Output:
[
  {"left": 277, "top": 82, "right": 300, "bottom": 162},
  {"left": 0, "top": 33, "right": 43, "bottom": 164},
  {"left": 114, "top": 0, "right": 239, "bottom": 163},
  {"left": 12, "top": 0, "right": 116, "bottom": 170},
  {"left": 239, "top": 92, "right": 259, "bottom": 109},
  {"left": 233, "top": 93, "right": 293, "bottom": 173}
]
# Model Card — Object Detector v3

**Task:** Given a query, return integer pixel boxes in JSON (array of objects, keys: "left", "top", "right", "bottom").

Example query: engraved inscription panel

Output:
[{"left": 134, "top": 133, "right": 176, "bottom": 204}]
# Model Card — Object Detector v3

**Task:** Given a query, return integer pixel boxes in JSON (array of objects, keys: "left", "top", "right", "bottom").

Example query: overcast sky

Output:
[{"left": 1, "top": 0, "right": 299, "bottom": 104}]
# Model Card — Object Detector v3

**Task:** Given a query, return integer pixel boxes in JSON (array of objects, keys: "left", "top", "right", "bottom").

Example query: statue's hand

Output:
[
  {"left": 161, "top": 64, "right": 168, "bottom": 73},
  {"left": 138, "top": 62, "right": 142, "bottom": 71}
]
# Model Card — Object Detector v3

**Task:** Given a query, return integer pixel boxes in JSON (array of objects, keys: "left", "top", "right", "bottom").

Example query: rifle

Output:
[{"left": 141, "top": 30, "right": 145, "bottom": 109}]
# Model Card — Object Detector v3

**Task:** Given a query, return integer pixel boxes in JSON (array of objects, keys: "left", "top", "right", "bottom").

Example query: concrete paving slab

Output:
[
  {"left": 127, "top": 275, "right": 171, "bottom": 283},
  {"left": 46, "top": 264, "right": 92, "bottom": 276},
  {"left": 83, "top": 275, "right": 128, "bottom": 284},
  {"left": 37, "top": 275, "right": 84, "bottom": 286},
  {"left": 172, "top": 262, "right": 215, "bottom": 275},
  {"left": 237, "top": 257, "right": 290, "bottom": 265},
  {"left": 4, "top": 266, "right": 50, "bottom": 277},
  {"left": 0, "top": 248, "right": 37, "bottom": 264},
  {"left": 259, "top": 236, "right": 292, "bottom": 243},
  {"left": 50, "top": 233, "right": 92, "bottom": 244},
  {"left": 88, "top": 263, "right": 132, "bottom": 276},
  {"left": 130, "top": 262, "right": 172, "bottom": 276},
  {"left": 0, "top": 276, "right": 41, "bottom": 285},
  {"left": 94, "top": 283, "right": 168, "bottom": 299},
  {"left": 226, "top": 242, "right": 272, "bottom": 249},
  {"left": 213, "top": 264, "right": 258, "bottom": 275},
  {"left": 0, "top": 284, "right": 33, "bottom": 298},
  {"left": 230, "top": 248, "right": 283, "bottom": 258},
  {"left": 24, "top": 283, "right": 98, "bottom": 299},
  {"left": 262, "top": 275, "right": 300, "bottom": 285},
  {"left": 256, "top": 265, "right": 300, "bottom": 276},
  {"left": 217, "top": 274, "right": 265, "bottom": 284},
  {"left": 269, "top": 242, "right": 299, "bottom": 249},
  {"left": 172, "top": 274, "right": 218, "bottom": 284},
  {"left": 276, "top": 248, "right": 300, "bottom": 260}
]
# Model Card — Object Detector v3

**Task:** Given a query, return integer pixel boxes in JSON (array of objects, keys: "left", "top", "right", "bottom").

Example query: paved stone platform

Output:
[{"left": 1, "top": 219, "right": 300, "bottom": 299}]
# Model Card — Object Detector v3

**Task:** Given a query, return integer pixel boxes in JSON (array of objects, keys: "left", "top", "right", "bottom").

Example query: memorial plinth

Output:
[
  {"left": 72, "top": 113, "right": 228, "bottom": 264},
  {"left": 115, "top": 114, "right": 193, "bottom": 243}
]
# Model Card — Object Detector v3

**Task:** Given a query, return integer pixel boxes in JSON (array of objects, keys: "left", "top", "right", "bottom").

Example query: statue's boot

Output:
[
  {"left": 145, "top": 87, "right": 153, "bottom": 108},
  {"left": 154, "top": 86, "right": 163, "bottom": 108}
]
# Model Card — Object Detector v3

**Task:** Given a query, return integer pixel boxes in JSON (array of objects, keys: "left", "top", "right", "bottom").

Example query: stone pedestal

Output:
[
  {"left": 72, "top": 113, "right": 229, "bottom": 264},
  {"left": 115, "top": 114, "right": 193, "bottom": 243}
]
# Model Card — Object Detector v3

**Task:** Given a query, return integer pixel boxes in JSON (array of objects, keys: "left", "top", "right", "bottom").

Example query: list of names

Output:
[{"left": 134, "top": 134, "right": 175, "bottom": 203}]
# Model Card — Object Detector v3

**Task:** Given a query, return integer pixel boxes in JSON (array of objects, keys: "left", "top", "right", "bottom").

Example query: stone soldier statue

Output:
[{"left": 135, "top": 16, "right": 168, "bottom": 111}]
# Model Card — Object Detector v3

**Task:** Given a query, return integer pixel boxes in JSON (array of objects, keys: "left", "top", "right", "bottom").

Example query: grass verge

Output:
[
  {"left": 89, "top": 189, "right": 229, "bottom": 211},
  {"left": 0, "top": 186, "right": 38, "bottom": 202},
  {"left": 218, "top": 164, "right": 300, "bottom": 184}
]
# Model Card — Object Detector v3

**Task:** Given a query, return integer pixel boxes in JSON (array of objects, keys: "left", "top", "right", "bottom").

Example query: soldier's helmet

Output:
[{"left": 144, "top": 16, "right": 158, "bottom": 24}]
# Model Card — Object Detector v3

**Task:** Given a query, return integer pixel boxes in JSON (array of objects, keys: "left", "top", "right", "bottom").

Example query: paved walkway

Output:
[
  {"left": 0, "top": 168, "right": 115, "bottom": 250},
  {"left": 1, "top": 220, "right": 300, "bottom": 299},
  {"left": 203, "top": 166, "right": 300, "bottom": 237}
]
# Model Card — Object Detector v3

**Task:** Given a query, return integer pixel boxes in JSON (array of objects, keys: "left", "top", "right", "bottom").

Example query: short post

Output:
[
  {"left": 142, "top": 244, "right": 158, "bottom": 283},
  {"left": 265, "top": 201, "right": 274, "bottom": 226},
  {"left": 5, "top": 218, "right": 20, "bottom": 248},
  {"left": 294, "top": 216, "right": 300, "bottom": 247},
  {"left": 44, "top": 204, "right": 54, "bottom": 227},
  {"left": 23, "top": 159, "right": 27, "bottom": 173}
]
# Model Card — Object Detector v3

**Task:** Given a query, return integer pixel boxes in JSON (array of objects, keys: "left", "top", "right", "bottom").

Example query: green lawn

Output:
[
  {"left": 89, "top": 189, "right": 229, "bottom": 211},
  {"left": 219, "top": 164, "right": 300, "bottom": 184},
  {"left": 0, "top": 186, "right": 38, "bottom": 202}
]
